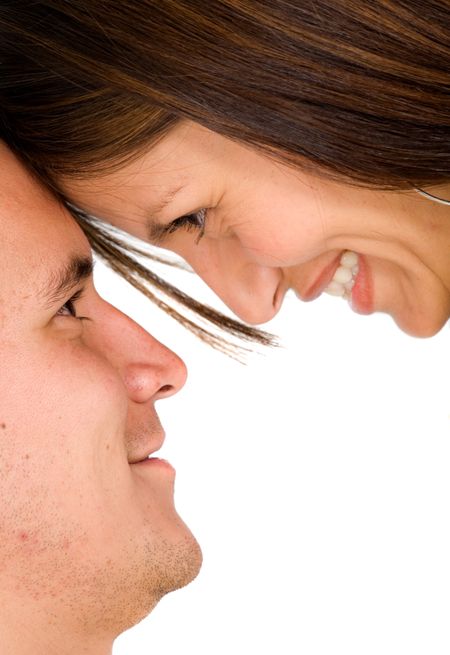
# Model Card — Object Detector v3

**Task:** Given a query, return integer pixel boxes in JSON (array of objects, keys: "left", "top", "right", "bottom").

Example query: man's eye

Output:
[
  {"left": 166, "top": 208, "right": 207, "bottom": 242},
  {"left": 56, "top": 289, "right": 87, "bottom": 321},
  {"left": 57, "top": 299, "right": 77, "bottom": 318}
]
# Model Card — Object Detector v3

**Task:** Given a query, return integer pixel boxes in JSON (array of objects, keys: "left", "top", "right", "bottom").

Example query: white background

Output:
[{"left": 95, "top": 252, "right": 450, "bottom": 655}]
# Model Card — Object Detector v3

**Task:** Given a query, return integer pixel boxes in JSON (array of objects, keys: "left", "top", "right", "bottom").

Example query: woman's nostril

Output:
[{"left": 159, "top": 384, "right": 173, "bottom": 394}]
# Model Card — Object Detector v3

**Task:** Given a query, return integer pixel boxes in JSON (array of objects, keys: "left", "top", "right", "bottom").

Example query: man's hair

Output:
[{"left": 0, "top": 0, "right": 449, "bottom": 349}]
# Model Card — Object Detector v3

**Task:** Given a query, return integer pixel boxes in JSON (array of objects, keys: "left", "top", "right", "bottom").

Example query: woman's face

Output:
[{"left": 62, "top": 121, "right": 450, "bottom": 337}]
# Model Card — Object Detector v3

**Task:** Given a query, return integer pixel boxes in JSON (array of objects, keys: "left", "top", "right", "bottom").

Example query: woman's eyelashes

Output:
[
  {"left": 164, "top": 208, "right": 207, "bottom": 243},
  {"left": 56, "top": 288, "right": 89, "bottom": 321}
]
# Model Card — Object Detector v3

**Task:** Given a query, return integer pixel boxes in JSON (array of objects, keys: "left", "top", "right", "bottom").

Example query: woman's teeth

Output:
[{"left": 324, "top": 251, "right": 359, "bottom": 300}]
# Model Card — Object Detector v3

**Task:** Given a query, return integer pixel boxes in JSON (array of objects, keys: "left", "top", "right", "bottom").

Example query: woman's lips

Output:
[
  {"left": 294, "top": 251, "right": 374, "bottom": 315},
  {"left": 300, "top": 253, "right": 343, "bottom": 301},
  {"left": 350, "top": 254, "right": 374, "bottom": 314}
]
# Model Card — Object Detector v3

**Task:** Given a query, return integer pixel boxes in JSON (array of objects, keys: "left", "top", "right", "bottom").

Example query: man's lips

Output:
[
  {"left": 132, "top": 457, "right": 175, "bottom": 473},
  {"left": 297, "top": 253, "right": 343, "bottom": 302},
  {"left": 128, "top": 432, "right": 166, "bottom": 464}
]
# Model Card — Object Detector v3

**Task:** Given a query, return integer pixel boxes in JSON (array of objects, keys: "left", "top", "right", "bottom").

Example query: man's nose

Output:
[
  {"left": 122, "top": 350, "right": 187, "bottom": 403},
  {"left": 93, "top": 301, "right": 187, "bottom": 403}
]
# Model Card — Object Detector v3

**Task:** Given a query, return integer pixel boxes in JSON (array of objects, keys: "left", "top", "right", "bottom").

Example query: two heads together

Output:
[{"left": 1, "top": 2, "right": 450, "bottom": 653}]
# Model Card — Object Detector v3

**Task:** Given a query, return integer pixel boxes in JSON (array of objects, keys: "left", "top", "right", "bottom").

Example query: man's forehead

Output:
[
  {"left": 0, "top": 196, "right": 84, "bottom": 265},
  {"left": 0, "top": 142, "right": 50, "bottom": 202},
  {"left": 0, "top": 149, "right": 93, "bottom": 305}
]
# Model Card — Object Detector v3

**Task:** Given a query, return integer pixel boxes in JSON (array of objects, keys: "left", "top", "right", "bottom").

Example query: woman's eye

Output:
[{"left": 166, "top": 208, "right": 207, "bottom": 242}]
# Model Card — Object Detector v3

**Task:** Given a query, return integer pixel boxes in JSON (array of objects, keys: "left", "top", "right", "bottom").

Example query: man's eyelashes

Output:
[{"left": 56, "top": 288, "right": 89, "bottom": 321}]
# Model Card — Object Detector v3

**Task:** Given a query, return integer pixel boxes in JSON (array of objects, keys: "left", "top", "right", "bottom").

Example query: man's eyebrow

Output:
[{"left": 41, "top": 255, "right": 94, "bottom": 307}]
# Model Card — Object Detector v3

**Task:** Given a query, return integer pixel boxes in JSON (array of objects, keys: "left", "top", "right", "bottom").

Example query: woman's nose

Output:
[
  {"left": 93, "top": 301, "right": 187, "bottom": 403},
  {"left": 218, "top": 265, "right": 282, "bottom": 324},
  {"left": 181, "top": 239, "right": 283, "bottom": 325}
]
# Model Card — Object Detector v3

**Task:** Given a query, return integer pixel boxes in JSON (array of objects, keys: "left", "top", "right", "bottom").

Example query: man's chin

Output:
[
  {"left": 141, "top": 518, "right": 203, "bottom": 597},
  {"left": 109, "top": 532, "right": 203, "bottom": 636},
  {"left": 156, "top": 533, "right": 203, "bottom": 597}
]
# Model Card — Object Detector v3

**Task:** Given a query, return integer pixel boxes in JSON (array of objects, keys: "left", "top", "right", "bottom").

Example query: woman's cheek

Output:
[{"left": 237, "top": 230, "right": 317, "bottom": 267}]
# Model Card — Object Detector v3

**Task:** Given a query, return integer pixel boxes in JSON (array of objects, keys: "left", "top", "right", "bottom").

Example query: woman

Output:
[{"left": 1, "top": 1, "right": 449, "bottom": 347}]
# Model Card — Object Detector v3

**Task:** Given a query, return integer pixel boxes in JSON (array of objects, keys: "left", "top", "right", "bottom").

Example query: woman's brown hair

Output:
[{"left": 0, "top": 1, "right": 449, "bottom": 349}]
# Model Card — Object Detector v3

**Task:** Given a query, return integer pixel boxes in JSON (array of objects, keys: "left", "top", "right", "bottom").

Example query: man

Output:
[{"left": 0, "top": 142, "right": 202, "bottom": 655}]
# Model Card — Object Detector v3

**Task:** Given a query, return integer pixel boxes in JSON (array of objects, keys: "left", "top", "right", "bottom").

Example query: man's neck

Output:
[{"left": 0, "top": 600, "right": 114, "bottom": 655}]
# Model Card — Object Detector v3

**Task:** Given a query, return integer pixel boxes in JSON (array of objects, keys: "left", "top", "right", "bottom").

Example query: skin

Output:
[
  {"left": 0, "top": 143, "right": 202, "bottom": 655},
  {"left": 62, "top": 120, "right": 450, "bottom": 337}
]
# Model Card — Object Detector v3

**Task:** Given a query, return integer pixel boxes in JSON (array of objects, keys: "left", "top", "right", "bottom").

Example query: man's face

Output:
[{"left": 0, "top": 144, "right": 201, "bottom": 646}]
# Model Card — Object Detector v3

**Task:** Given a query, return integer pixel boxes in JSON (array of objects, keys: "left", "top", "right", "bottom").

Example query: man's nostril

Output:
[{"left": 159, "top": 384, "right": 173, "bottom": 394}]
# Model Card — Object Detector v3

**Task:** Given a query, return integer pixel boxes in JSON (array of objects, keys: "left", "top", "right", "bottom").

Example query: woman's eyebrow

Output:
[
  {"left": 41, "top": 255, "right": 94, "bottom": 308},
  {"left": 154, "top": 184, "right": 185, "bottom": 212},
  {"left": 145, "top": 183, "right": 185, "bottom": 241}
]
